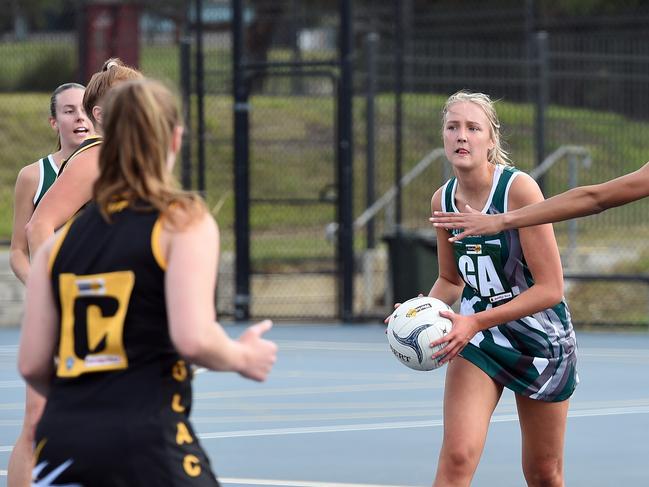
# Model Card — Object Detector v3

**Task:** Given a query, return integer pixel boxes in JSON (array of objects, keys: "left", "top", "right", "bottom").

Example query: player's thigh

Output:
[
  {"left": 516, "top": 394, "right": 569, "bottom": 464},
  {"left": 442, "top": 357, "right": 503, "bottom": 450}
]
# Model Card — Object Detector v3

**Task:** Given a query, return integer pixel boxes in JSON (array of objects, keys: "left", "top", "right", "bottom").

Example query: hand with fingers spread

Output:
[
  {"left": 237, "top": 320, "right": 278, "bottom": 381},
  {"left": 430, "top": 309, "right": 479, "bottom": 365},
  {"left": 430, "top": 205, "right": 505, "bottom": 242}
]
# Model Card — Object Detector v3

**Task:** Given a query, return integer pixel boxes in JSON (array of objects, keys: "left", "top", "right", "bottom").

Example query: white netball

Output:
[{"left": 386, "top": 296, "right": 453, "bottom": 371}]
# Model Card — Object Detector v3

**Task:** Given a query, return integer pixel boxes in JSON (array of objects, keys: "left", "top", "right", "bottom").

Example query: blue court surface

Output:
[{"left": 1, "top": 324, "right": 648, "bottom": 487}]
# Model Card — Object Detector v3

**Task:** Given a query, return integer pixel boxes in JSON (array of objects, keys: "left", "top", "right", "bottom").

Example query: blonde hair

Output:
[
  {"left": 94, "top": 79, "right": 205, "bottom": 229},
  {"left": 442, "top": 90, "right": 512, "bottom": 166},
  {"left": 83, "top": 58, "right": 143, "bottom": 127}
]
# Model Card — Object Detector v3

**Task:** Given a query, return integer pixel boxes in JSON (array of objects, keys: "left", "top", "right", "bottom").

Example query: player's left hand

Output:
[{"left": 429, "top": 310, "right": 479, "bottom": 364}]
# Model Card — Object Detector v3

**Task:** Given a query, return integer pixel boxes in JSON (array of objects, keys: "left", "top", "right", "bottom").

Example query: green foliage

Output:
[
  {"left": 0, "top": 41, "right": 76, "bottom": 92},
  {"left": 0, "top": 92, "right": 55, "bottom": 237},
  {"left": 18, "top": 47, "right": 76, "bottom": 91}
]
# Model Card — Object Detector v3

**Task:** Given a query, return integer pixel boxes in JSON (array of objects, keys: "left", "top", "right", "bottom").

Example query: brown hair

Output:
[
  {"left": 442, "top": 90, "right": 512, "bottom": 167},
  {"left": 83, "top": 58, "right": 143, "bottom": 127},
  {"left": 94, "top": 79, "right": 205, "bottom": 229}
]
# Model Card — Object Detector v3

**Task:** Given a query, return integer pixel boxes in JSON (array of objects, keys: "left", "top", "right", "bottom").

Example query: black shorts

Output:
[{"left": 34, "top": 413, "right": 220, "bottom": 487}]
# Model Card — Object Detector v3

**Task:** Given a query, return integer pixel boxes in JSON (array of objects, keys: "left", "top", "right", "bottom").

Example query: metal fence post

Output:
[
  {"left": 338, "top": 0, "right": 354, "bottom": 322},
  {"left": 535, "top": 31, "right": 549, "bottom": 194},
  {"left": 179, "top": 35, "right": 192, "bottom": 191},
  {"left": 394, "top": 0, "right": 405, "bottom": 231},
  {"left": 232, "top": 0, "right": 251, "bottom": 321},
  {"left": 365, "top": 32, "right": 378, "bottom": 249},
  {"left": 524, "top": 0, "right": 536, "bottom": 101},
  {"left": 195, "top": 0, "right": 206, "bottom": 195},
  {"left": 567, "top": 153, "right": 578, "bottom": 269}
]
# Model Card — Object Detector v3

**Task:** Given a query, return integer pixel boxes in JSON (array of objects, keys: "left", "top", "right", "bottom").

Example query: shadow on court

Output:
[{"left": 1, "top": 324, "right": 648, "bottom": 487}]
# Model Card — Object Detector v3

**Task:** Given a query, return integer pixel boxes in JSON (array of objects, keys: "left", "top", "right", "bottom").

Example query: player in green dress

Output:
[{"left": 428, "top": 91, "right": 577, "bottom": 487}]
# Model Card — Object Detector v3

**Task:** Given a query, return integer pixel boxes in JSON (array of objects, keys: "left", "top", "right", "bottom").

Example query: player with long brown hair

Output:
[{"left": 19, "top": 78, "right": 277, "bottom": 486}]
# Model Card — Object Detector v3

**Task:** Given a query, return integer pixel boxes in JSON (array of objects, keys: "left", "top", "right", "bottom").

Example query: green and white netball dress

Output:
[
  {"left": 441, "top": 164, "right": 578, "bottom": 402},
  {"left": 33, "top": 154, "right": 59, "bottom": 207}
]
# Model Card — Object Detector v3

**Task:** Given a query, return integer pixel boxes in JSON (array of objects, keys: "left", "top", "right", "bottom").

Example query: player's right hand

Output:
[
  {"left": 383, "top": 294, "right": 424, "bottom": 327},
  {"left": 237, "top": 319, "right": 277, "bottom": 382},
  {"left": 384, "top": 302, "right": 401, "bottom": 325}
]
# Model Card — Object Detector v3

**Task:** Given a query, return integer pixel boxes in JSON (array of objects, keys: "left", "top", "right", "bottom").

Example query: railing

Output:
[
  {"left": 341, "top": 145, "right": 593, "bottom": 314},
  {"left": 529, "top": 145, "right": 592, "bottom": 268},
  {"left": 325, "top": 147, "right": 448, "bottom": 241},
  {"left": 328, "top": 144, "right": 591, "bottom": 240}
]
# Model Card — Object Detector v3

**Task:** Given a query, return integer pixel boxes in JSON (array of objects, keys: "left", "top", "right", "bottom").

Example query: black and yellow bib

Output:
[
  {"left": 58, "top": 135, "right": 103, "bottom": 175},
  {"left": 35, "top": 201, "right": 219, "bottom": 486}
]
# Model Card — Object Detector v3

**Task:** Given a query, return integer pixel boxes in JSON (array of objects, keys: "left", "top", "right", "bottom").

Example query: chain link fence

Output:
[{"left": 1, "top": 1, "right": 649, "bottom": 326}]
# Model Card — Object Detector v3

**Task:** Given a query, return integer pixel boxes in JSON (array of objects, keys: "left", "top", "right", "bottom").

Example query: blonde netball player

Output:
[
  {"left": 427, "top": 91, "right": 577, "bottom": 487},
  {"left": 7, "top": 82, "right": 91, "bottom": 487}
]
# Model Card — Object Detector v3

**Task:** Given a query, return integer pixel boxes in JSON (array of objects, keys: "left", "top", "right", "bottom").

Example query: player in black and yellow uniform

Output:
[
  {"left": 34, "top": 201, "right": 219, "bottom": 485},
  {"left": 19, "top": 79, "right": 277, "bottom": 486},
  {"left": 57, "top": 132, "right": 102, "bottom": 174},
  {"left": 25, "top": 58, "right": 142, "bottom": 258}
]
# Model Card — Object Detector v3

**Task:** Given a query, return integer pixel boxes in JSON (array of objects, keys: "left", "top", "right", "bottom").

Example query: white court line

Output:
[
  {"left": 195, "top": 382, "right": 442, "bottom": 400},
  {"left": 0, "top": 471, "right": 412, "bottom": 485},
  {"left": 220, "top": 478, "right": 414, "bottom": 487},
  {"left": 196, "top": 405, "right": 649, "bottom": 440},
  {"left": 0, "top": 406, "right": 648, "bottom": 458}
]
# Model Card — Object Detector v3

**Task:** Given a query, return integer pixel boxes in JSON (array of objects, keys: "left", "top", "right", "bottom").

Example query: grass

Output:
[
  {"left": 4, "top": 91, "right": 649, "bottom": 245},
  {"left": 2, "top": 43, "right": 649, "bottom": 323},
  {"left": 3, "top": 41, "right": 649, "bottom": 266}
]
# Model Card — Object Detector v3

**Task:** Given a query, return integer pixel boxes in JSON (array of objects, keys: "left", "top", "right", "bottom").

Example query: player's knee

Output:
[
  {"left": 523, "top": 457, "right": 563, "bottom": 487},
  {"left": 440, "top": 446, "right": 480, "bottom": 477}
]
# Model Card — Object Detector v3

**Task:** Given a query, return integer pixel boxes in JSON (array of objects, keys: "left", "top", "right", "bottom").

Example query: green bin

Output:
[{"left": 383, "top": 230, "right": 438, "bottom": 304}]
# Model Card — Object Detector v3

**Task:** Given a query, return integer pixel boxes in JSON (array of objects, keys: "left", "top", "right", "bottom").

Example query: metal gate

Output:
[
  {"left": 230, "top": 0, "right": 354, "bottom": 321},
  {"left": 248, "top": 72, "right": 339, "bottom": 320}
]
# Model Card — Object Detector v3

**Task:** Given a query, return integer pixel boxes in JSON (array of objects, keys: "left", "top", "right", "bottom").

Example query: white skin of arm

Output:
[
  {"left": 10, "top": 165, "right": 39, "bottom": 284},
  {"left": 163, "top": 212, "right": 277, "bottom": 381},
  {"left": 431, "top": 160, "right": 649, "bottom": 241},
  {"left": 428, "top": 187, "right": 466, "bottom": 306},
  {"left": 18, "top": 235, "right": 59, "bottom": 397},
  {"left": 431, "top": 173, "right": 566, "bottom": 363},
  {"left": 25, "top": 146, "right": 99, "bottom": 256}
]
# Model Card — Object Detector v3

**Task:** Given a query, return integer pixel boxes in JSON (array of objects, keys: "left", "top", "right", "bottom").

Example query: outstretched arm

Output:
[
  {"left": 25, "top": 147, "right": 99, "bottom": 255},
  {"left": 431, "top": 160, "right": 649, "bottom": 241},
  {"left": 164, "top": 213, "right": 277, "bottom": 381}
]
